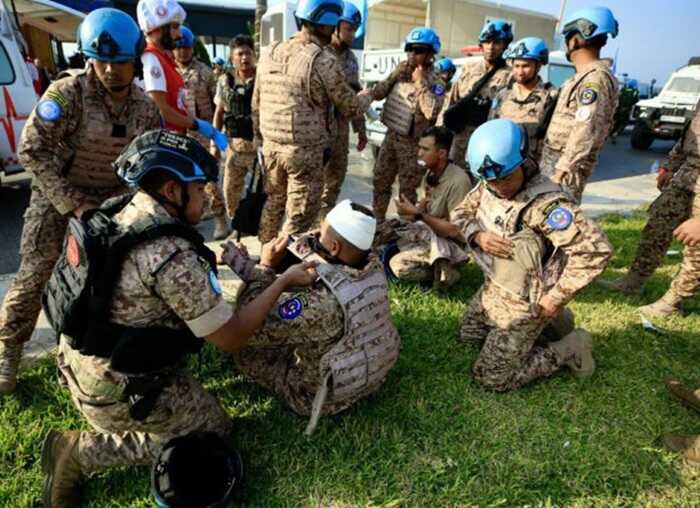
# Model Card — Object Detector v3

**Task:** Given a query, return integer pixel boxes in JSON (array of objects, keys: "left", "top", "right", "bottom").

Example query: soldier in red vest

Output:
[{"left": 136, "top": 0, "right": 227, "bottom": 151}]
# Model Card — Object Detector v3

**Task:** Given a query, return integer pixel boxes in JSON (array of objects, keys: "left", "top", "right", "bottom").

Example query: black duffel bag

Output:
[{"left": 231, "top": 151, "right": 267, "bottom": 239}]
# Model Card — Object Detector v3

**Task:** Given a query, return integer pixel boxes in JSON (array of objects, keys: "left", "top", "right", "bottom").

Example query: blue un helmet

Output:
[
  {"left": 114, "top": 130, "right": 219, "bottom": 187},
  {"left": 338, "top": 1, "right": 362, "bottom": 27},
  {"left": 404, "top": 27, "right": 441, "bottom": 54},
  {"left": 435, "top": 57, "right": 456, "bottom": 74},
  {"left": 78, "top": 8, "right": 145, "bottom": 62},
  {"left": 561, "top": 6, "right": 619, "bottom": 40},
  {"left": 479, "top": 19, "right": 514, "bottom": 44},
  {"left": 213, "top": 57, "right": 225, "bottom": 66},
  {"left": 506, "top": 37, "right": 549, "bottom": 65},
  {"left": 176, "top": 26, "right": 194, "bottom": 48},
  {"left": 467, "top": 119, "right": 528, "bottom": 181},
  {"left": 627, "top": 79, "right": 638, "bottom": 89},
  {"left": 295, "top": 0, "right": 344, "bottom": 28}
]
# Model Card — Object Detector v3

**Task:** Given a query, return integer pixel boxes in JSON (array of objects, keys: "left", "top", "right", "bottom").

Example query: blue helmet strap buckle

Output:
[
  {"left": 478, "top": 155, "right": 507, "bottom": 180},
  {"left": 92, "top": 30, "right": 120, "bottom": 59},
  {"left": 563, "top": 18, "right": 598, "bottom": 38}
]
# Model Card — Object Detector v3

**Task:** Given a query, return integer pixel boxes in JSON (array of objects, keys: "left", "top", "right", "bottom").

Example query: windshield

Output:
[
  {"left": 665, "top": 77, "right": 700, "bottom": 94},
  {"left": 548, "top": 64, "right": 575, "bottom": 88}
]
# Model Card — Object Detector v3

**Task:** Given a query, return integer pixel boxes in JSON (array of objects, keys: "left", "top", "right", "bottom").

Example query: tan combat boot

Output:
[
  {"left": 665, "top": 379, "right": 700, "bottom": 414},
  {"left": 638, "top": 291, "right": 683, "bottom": 319},
  {"left": 549, "top": 328, "right": 595, "bottom": 378},
  {"left": 597, "top": 271, "right": 646, "bottom": 295},
  {"left": 212, "top": 214, "right": 232, "bottom": 241},
  {"left": 433, "top": 259, "right": 460, "bottom": 290},
  {"left": 661, "top": 434, "right": 700, "bottom": 466},
  {"left": 42, "top": 429, "right": 84, "bottom": 507},
  {"left": 0, "top": 341, "right": 23, "bottom": 395}
]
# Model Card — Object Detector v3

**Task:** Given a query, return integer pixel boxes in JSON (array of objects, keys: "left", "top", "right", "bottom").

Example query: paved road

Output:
[{"left": 0, "top": 132, "right": 675, "bottom": 275}]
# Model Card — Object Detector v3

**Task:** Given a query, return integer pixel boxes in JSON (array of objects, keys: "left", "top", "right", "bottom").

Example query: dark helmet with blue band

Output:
[{"left": 78, "top": 8, "right": 145, "bottom": 62}]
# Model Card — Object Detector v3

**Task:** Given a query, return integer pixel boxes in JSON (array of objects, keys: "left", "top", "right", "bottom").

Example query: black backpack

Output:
[{"left": 231, "top": 151, "right": 267, "bottom": 239}]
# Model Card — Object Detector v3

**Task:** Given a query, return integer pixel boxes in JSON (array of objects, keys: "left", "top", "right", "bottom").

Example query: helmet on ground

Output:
[
  {"left": 176, "top": 26, "right": 194, "bottom": 48},
  {"left": 435, "top": 57, "right": 456, "bottom": 74},
  {"left": 404, "top": 27, "right": 441, "bottom": 54},
  {"left": 114, "top": 130, "right": 219, "bottom": 187},
  {"left": 479, "top": 19, "right": 514, "bottom": 44},
  {"left": 213, "top": 57, "right": 225, "bottom": 66},
  {"left": 294, "top": 0, "right": 344, "bottom": 28},
  {"left": 78, "top": 8, "right": 144, "bottom": 62},
  {"left": 467, "top": 119, "right": 528, "bottom": 181},
  {"left": 506, "top": 37, "right": 549, "bottom": 65},
  {"left": 338, "top": 1, "right": 362, "bottom": 27},
  {"left": 561, "top": 6, "right": 619, "bottom": 40},
  {"left": 152, "top": 432, "right": 243, "bottom": 508},
  {"left": 627, "top": 79, "right": 638, "bottom": 89},
  {"left": 137, "top": 0, "right": 187, "bottom": 34},
  {"left": 326, "top": 199, "right": 376, "bottom": 251}
]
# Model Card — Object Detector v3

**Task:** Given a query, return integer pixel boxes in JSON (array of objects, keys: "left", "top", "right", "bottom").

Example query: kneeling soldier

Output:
[
  {"left": 222, "top": 200, "right": 401, "bottom": 434},
  {"left": 40, "top": 131, "right": 316, "bottom": 507},
  {"left": 452, "top": 119, "right": 612, "bottom": 392}
]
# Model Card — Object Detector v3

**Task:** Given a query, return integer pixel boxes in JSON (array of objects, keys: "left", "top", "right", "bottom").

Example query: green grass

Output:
[{"left": 2, "top": 211, "right": 700, "bottom": 507}]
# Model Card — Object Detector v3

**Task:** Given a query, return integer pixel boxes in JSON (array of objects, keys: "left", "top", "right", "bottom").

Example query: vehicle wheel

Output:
[{"left": 630, "top": 125, "right": 654, "bottom": 150}]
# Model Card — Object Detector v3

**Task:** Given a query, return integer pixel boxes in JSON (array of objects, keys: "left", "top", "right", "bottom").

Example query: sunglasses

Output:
[{"left": 407, "top": 46, "right": 430, "bottom": 55}]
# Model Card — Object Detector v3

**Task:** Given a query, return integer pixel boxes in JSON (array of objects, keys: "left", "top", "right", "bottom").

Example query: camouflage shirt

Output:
[{"left": 664, "top": 109, "right": 700, "bottom": 192}]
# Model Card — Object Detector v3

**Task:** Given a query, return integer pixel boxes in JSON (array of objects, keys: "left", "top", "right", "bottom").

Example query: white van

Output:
[{"left": 0, "top": 3, "right": 37, "bottom": 179}]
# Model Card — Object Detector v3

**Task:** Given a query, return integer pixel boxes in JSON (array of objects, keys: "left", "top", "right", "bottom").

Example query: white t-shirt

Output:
[{"left": 141, "top": 52, "right": 167, "bottom": 93}]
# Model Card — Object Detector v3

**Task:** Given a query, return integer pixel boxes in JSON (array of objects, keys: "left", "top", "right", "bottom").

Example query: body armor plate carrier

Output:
[{"left": 223, "top": 74, "right": 255, "bottom": 141}]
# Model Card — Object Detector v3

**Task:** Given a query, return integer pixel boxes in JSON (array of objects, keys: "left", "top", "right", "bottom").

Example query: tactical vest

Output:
[
  {"left": 43, "top": 194, "right": 216, "bottom": 375},
  {"left": 473, "top": 175, "right": 567, "bottom": 300},
  {"left": 287, "top": 237, "right": 401, "bottom": 435},
  {"left": 258, "top": 39, "right": 327, "bottom": 147},
  {"left": 544, "top": 63, "right": 616, "bottom": 153},
  {"left": 381, "top": 81, "right": 416, "bottom": 137},
  {"left": 61, "top": 73, "right": 148, "bottom": 194},
  {"left": 222, "top": 73, "right": 255, "bottom": 141},
  {"left": 180, "top": 60, "right": 214, "bottom": 122}
]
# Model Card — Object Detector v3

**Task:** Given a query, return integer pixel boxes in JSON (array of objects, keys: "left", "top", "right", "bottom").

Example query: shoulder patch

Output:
[
  {"left": 575, "top": 106, "right": 592, "bottom": 122},
  {"left": 208, "top": 270, "right": 222, "bottom": 296},
  {"left": 546, "top": 207, "right": 573, "bottom": 231},
  {"left": 278, "top": 295, "right": 305, "bottom": 320},
  {"left": 431, "top": 83, "right": 446, "bottom": 96},
  {"left": 150, "top": 65, "right": 162, "bottom": 79},
  {"left": 45, "top": 90, "right": 68, "bottom": 109},
  {"left": 579, "top": 87, "right": 598, "bottom": 105},
  {"left": 36, "top": 99, "right": 63, "bottom": 122}
]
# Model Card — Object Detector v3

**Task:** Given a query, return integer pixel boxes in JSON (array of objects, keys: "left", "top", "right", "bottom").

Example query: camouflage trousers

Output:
[
  {"left": 458, "top": 281, "right": 563, "bottom": 392},
  {"left": 629, "top": 185, "right": 693, "bottom": 278},
  {"left": 373, "top": 130, "right": 423, "bottom": 221},
  {"left": 57, "top": 347, "right": 232, "bottom": 474},
  {"left": 222, "top": 148, "right": 257, "bottom": 219},
  {"left": 539, "top": 147, "right": 590, "bottom": 204},
  {"left": 320, "top": 121, "right": 351, "bottom": 219},
  {"left": 449, "top": 126, "right": 476, "bottom": 171},
  {"left": 663, "top": 188, "right": 700, "bottom": 301},
  {"left": 258, "top": 145, "right": 324, "bottom": 243}
]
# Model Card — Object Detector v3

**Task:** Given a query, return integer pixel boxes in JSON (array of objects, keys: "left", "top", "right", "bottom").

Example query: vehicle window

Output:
[
  {"left": 0, "top": 41, "right": 15, "bottom": 85},
  {"left": 666, "top": 77, "right": 700, "bottom": 94},
  {"left": 548, "top": 64, "right": 575, "bottom": 88}
]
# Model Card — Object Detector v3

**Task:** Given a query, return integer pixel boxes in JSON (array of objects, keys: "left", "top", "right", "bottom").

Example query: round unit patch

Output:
[
  {"left": 546, "top": 207, "right": 573, "bottom": 231},
  {"left": 579, "top": 88, "right": 598, "bottom": 105},
  {"left": 36, "top": 100, "right": 62, "bottom": 122},
  {"left": 208, "top": 271, "right": 222, "bottom": 295},
  {"left": 431, "top": 83, "right": 445, "bottom": 96},
  {"left": 278, "top": 296, "right": 303, "bottom": 320},
  {"left": 575, "top": 107, "right": 592, "bottom": 122}
]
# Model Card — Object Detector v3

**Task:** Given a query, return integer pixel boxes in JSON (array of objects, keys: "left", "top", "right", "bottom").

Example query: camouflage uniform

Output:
[
  {"left": 539, "top": 60, "right": 618, "bottom": 202},
  {"left": 437, "top": 59, "right": 511, "bottom": 169},
  {"left": 233, "top": 233, "right": 400, "bottom": 423},
  {"left": 320, "top": 43, "right": 367, "bottom": 218},
  {"left": 451, "top": 172, "right": 612, "bottom": 391},
  {"left": 0, "top": 69, "right": 160, "bottom": 349},
  {"left": 626, "top": 111, "right": 700, "bottom": 280},
  {"left": 253, "top": 33, "right": 372, "bottom": 243},
  {"left": 385, "top": 163, "right": 471, "bottom": 282},
  {"left": 215, "top": 71, "right": 258, "bottom": 218},
  {"left": 177, "top": 58, "right": 226, "bottom": 216},
  {"left": 489, "top": 79, "right": 558, "bottom": 162},
  {"left": 369, "top": 61, "right": 445, "bottom": 221},
  {"left": 56, "top": 192, "right": 233, "bottom": 473}
]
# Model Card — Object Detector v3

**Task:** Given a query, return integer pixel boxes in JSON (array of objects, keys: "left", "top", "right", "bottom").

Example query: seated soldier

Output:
[
  {"left": 221, "top": 199, "right": 401, "bottom": 434},
  {"left": 40, "top": 130, "right": 317, "bottom": 507},
  {"left": 451, "top": 119, "right": 613, "bottom": 392},
  {"left": 377, "top": 126, "right": 472, "bottom": 288}
]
